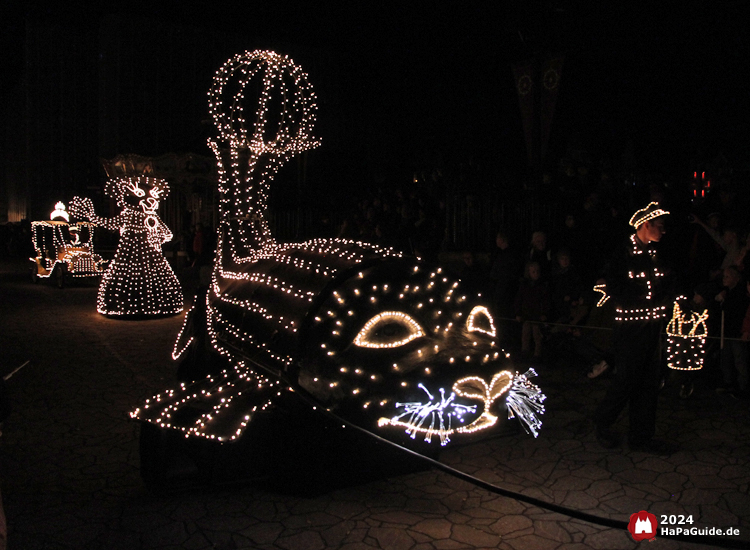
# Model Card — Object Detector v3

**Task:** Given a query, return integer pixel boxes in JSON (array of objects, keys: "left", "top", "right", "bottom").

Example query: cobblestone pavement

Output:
[{"left": 1, "top": 257, "right": 748, "bottom": 549}]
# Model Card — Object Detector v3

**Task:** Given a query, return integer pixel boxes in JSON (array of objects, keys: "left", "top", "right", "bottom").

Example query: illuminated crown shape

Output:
[{"left": 666, "top": 300, "right": 708, "bottom": 338}]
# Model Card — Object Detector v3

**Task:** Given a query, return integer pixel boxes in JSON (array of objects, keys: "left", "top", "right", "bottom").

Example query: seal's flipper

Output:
[{"left": 132, "top": 367, "right": 285, "bottom": 442}]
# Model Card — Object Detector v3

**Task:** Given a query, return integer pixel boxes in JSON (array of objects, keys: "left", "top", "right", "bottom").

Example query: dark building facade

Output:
[{"left": 1, "top": 12, "right": 263, "bottom": 225}]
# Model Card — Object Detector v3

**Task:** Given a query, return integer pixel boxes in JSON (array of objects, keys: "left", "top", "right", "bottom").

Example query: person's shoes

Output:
[
  {"left": 587, "top": 360, "right": 609, "bottom": 379},
  {"left": 595, "top": 426, "right": 621, "bottom": 449},
  {"left": 628, "top": 439, "right": 679, "bottom": 456},
  {"left": 679, "top": 382, "right": 694, "bottom": 399}
]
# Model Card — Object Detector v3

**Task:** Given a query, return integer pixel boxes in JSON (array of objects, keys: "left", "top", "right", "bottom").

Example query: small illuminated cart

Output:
[{"left": 30, "top": 209, "right": 108, "bottom": 288}]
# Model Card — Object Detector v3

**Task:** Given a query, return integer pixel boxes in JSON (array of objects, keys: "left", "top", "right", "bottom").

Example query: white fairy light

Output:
[
  {"left": 378, "top": 384, "right": 477, "bottom": 446},
  {"left": 614, "top": 305, "right": 667, "bottom": 322},
  {"left": 467, "top": 305, "right": 496, "bottom": 337},
  {"left": 172, "top": 303, "right": 197, "bottom": 361},
  {"left": 378, "top": 369, "right": 546, "bottom": 444},
  {"left": 602, "top": 233, "right": 669, "bottom": 322},
  {"left": 629, "top": 202, "right": 670, "bottom": 228},
  {"left": 353, "top": 311, "right": 425, "bottom": 348},
  {"left": 593, "top": 283, "right": 610, "bottom": 307},
  {"left": 504, "top": 369, "right": 546, "bottom": 437}
]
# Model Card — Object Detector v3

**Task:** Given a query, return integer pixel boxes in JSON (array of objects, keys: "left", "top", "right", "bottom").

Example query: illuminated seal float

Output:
[{"left": 132, "top": 51, "right": 544, "bottom": 465}]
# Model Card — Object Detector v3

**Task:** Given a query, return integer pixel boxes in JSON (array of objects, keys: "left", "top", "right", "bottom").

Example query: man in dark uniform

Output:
[{"left": 594, "top": 202, "right": 676, "bottom": 454}]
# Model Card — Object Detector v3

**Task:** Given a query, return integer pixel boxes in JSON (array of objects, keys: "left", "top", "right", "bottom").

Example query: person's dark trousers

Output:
[
  {"left": 594, "top": 321, "right": 662, "bottom": 444},
  {"left": 720, "top": 340, "right": 749, "bottom": 391}
]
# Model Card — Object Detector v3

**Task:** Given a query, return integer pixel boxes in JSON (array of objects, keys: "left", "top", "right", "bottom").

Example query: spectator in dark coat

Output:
[
  {"left": 716, "top": 266, "right": 749, "bottom": 398},
  {"left": 528, "top": 230, "right": 553, "bottom": 279},
  {"left": 458, "top": 251, "right": 488, "bottom": 297},
  {"left": 490, "top": 231, "right": 522, "bottom": 320},
  {"left": 549, "top": 247, "right": 584, "bottom": 326},
  {"left": 514, "top": 261, "right": 551, "bottom": 362}
]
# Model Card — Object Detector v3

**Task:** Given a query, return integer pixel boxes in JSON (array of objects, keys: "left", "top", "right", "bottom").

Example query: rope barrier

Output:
[{"left": 492, "top": 313, "right": 747, "bottom": 344}]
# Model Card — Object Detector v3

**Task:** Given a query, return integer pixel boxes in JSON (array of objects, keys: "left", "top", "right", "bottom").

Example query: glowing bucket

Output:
[
  {"left": 666, "top": 299, "right": 708, "bottom": 371},
  {"left": 667, "top": 334, "right": 706, "bottom": 371}
]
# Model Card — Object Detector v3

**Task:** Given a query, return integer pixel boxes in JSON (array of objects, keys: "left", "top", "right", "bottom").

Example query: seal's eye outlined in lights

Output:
[
  {"left": 467, "top": 306, "right": 496, "bottom": 337},
  {"left": 353, "top": 312, "right": 425, "bottom": 349}
]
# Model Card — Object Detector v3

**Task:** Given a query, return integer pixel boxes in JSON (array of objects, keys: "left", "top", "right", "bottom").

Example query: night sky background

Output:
[{"left": 2, "top": 1, "right": 749, "bottom": 219}]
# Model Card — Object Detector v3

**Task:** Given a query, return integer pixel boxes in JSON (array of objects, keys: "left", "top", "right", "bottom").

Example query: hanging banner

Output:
[
  {"left": 540, "top": 56, "right": 564, "bottom": 161},
  {"left": 512, "top": 61, "right": 535, "bottom": 165}
]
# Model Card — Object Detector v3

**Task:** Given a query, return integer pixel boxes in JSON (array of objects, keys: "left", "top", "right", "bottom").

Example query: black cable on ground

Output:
[
  {"left": 330, "top": 407, "right": 747, "bottom": 548},
  {"left": 278, "top": 372, "right": 748, "bottom": 549},
  {"left": 225, "top": 336, "right": 746, "bottom": 549}
]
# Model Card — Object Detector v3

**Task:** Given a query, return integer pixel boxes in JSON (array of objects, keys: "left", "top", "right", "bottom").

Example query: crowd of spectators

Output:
[
  {"left": 312, "top": 185, "right": 447, "bottom": 264},
  {"left": 475, "top": 177, "right": 750, "bottom": 400}
]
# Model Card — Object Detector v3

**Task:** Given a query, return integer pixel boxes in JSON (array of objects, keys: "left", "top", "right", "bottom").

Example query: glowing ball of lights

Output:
[
  {"left": 70, "top": 177, "right": 183, "bottom": 316},
  {"left": 131, "top": 51, "right": 545, "bottom": 449},
  {"left": 666, "top": 298, "right": 709, "bottom": 371},
  {"left": 207, "top": 50, "right": 321, "bottom": 255},
  {"left": 207, "top": 50, "right": 320, "bottom": 153},
  {"left": 50, "top": 201, "right": 70, "bottom": 222}
]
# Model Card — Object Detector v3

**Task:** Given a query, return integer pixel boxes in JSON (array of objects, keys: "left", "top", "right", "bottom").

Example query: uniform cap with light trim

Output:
[{"left": 629, "top": 202, "right": 670, "bottom": 228}]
